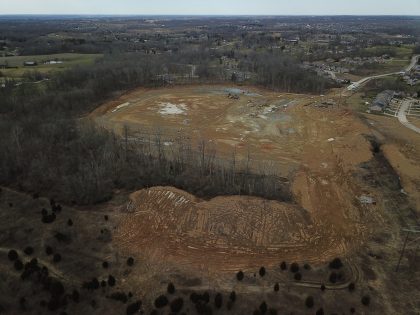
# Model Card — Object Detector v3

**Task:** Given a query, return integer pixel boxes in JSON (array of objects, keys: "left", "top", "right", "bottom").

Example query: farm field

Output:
[{"left": 0, "top": 53, "right": 102, "bottom": 78}]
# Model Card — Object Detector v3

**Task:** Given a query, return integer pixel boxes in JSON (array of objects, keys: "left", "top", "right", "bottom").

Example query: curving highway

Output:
[
  {"left": 397, "top": 99, "right": 420, "bottom": 134},
  {"left": 347, "top": 54, "right": 420, "bottom": 91},
  {"left": 347, "top": 72, "right": 402, "bottom": 91}
]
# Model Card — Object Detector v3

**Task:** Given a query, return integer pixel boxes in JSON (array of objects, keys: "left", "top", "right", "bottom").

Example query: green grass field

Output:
[
  {"left": 363, "top": 45, "right": 414, "bottom": 59},
  {"left": 0, "top": 53, "right": 103, "bottom": 79},
  {"left": 382, "top": 59, "right": 409, "bottom": 72}
]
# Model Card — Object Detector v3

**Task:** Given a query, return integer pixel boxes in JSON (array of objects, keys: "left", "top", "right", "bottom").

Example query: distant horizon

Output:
[
  {"left": 1, "top": 14, "right": 420, "bottom": 17},
  {"left": 0, "top": 0, "right": 419, "bottom": 16}
]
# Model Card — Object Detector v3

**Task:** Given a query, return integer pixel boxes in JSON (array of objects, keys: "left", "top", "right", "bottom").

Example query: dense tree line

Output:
[
  {"left": 0, "top": 52, "right": 291, "bottom": 204},
  {"left": 239, "top": 52, "right": 332, "bottom": 93}
]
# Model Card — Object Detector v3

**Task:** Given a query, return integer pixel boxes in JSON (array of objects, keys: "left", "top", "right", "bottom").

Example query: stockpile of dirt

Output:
[{"left": 114, "top": 185, "right": 373, "bottom": 272}]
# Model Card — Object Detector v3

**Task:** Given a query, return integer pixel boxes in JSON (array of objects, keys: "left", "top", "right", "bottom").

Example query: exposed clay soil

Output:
[{"left": 92, "top": 85, "right": 386, "bottom": 274}]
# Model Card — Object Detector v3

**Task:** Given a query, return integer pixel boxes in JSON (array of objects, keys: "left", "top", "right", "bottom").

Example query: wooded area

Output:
[{"left": 0, "top": 52, "right": 297, "bottom": 204}]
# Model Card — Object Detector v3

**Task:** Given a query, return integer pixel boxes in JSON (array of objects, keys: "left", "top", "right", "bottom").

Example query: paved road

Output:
[
  {"left": 346, "top": 54, "right": 420, "bottom": 91},
  {"left": 397, "top": 99, "right": 420, "bottom": 134},
  {"left": 405, "top": 54, "right": 420, "bottom": 72},
  {"left": 347, "top": 72, "right": 402, "bottom": 91}
]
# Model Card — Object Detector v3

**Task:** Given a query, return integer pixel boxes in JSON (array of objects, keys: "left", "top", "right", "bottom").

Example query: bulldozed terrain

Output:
[
  {"left": 1, "top": 85, "right": 419, "bottom": 314},
  {"left": 91, "top": 85, "right": 420, "bottom": 313}
]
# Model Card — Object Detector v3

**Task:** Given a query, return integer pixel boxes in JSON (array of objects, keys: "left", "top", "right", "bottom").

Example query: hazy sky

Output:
[{"left": 1, "top": 0, "right": 420, "bottom": 15}]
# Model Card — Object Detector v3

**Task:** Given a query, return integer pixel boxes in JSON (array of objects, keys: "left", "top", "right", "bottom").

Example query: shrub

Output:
[
  {"left": 259, "top": 301, "right": 267, "bottom": 314},
  {"left": 329, "top": 272, "right": 337, "bottom": 283},
  {"left": 108, "top": 292, "right": 128, "bottom": 303},
  {"left": 54, "top": 232, "right": 71, "bottom": 244},
  {"left": 316, "top": 307, "right": 324, "bottom": 315},
  {"left": 52, "top": 204, "right": 62, "bottom": 212},
  {"left": 305, "top": 296, "right": 314, "bottom": 308},
  {"left": 361, "top": 295, "right": 370, "bottom": 306},
  {"left": 126, "top": 301, "right": 142, "bottom": 315},
  {"left": 294, "top": 272, "right": 302, "bottom": 281},
  {"left": 274, "top": 283, "right": 279, "bottom": 292},
  {"left": 127, "top": 257, "right": 134, "bottom": 266},
  {"left": 104, "top": 215, "right": 109, "bottom": 221},
  {"left": 71, "top": 290, "right": 80, "bottom": 303},
  {"left": 42, "top": 213, "right": 56, "bottom": 224},
  {"left": 280, "top": 261, "right": 287, "bottom": 270},
  {"left": 304, "top": 263, "right": 311, "bottom": 270},
  {"left": 202, "top": 292, "right": 210, "bottom": 303},
  {"left": 229, "top": 291, "right": 236, "bottom": 302},
  {"left": 190, "top": 292, "right": 199, "bottom": 304},
  {"left": 268, "top": 308, "right": 278, "bottom": 315},
  {"left": 227, "top": 300, "right": 234, "bottom": 310},
  {"left": 21, "top": 259, "right": 40, "bottom": 280},
  {"left": 14, "top": 259, "right": 24, "bottom": 271},
  {"left": 259, "top": 267, "right": 266, "bottom": 277},
  {"left": 24, "top": 246, "right": 34, "bottom": 255},
  {"left": 236, "top": 270, "right": 244, "bottom": 281},
  {"left": 290, "top": 262, "right": 299, "bottom": 273},
  {"left": 329, "top": 258, "right": 343, "bottom": 270},
  {"left": 50, "top": 280, "right": 65, "bottom": 297},
  {"left": 167, "top": 282, "right": 175, "bottom": 294},
  {"left": 107, "top": 275, "right": 116, "bottom": 287},
  {"left": 348, "top": 282, "right": 356, "bottom": 292},
  {"left": 47, "top": 297, "right": 61, "bottom": 311},
  {"left": 19, "top": 297, "right": 26, "bottom": 310},
  {"left": 170, "top": 297, "right": 183, "bottom": 313},
  {"left": 101, "top": 280, "right": 107, "bottom": 287},
  {"left": 53, "top": 253, "right": 61, "bottom": 263},
  {"left": 82, "top": 278, "right": 100, "bottom": 291},
  {"left": 320, "top": 284, "right": 326, "bottom": 291},
  {"left": 67, "top": 219, "right": 73, "bottom": 226},
  {"left": 214, "top": 293, "right": 222, "bottom": 309},
  {"left": 154, "top": 295, "right": 168, "bottom": 308},
  {"left": 45, "top": 246, "right": 53, "bottom": 256},
  {"left": 195, "top": 302, "right": 212, "bottom": 314},
  {"left": 102, "top": 261, "right": 109, "bottom": 269},
  {"left": 8, "top": 249, "right": 18, "bottom": 261},
  {"left": 350, "top": 307, "right": 356, "bottom": 313}
]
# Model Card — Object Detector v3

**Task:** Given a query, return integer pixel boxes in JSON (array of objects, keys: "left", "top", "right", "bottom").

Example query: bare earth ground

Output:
[
  {"left": 91, "top": 85, "right": 371, "bottom": 174},
  {"left": 408, "top": 116, "right": 420, "bottom": 129},
  {"left": 363, "top": 114, "right": 420, "bottom": 211},
  {"left": 92, "top": 85, "right": 381, "bottom": 272},
  {"left": 1, "top": 85, "right": 420, "bottom": 314}
]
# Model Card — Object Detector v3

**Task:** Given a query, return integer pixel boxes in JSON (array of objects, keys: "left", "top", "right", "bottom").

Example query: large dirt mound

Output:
[
  {"left": 99, "top": 85, "right": 380, "bottom": 272},
  {"left": 115, "top": 187, "right": 360, "bottom": 272}
]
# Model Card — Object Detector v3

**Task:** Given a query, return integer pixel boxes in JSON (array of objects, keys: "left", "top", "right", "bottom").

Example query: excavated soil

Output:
[{"left": 94, "top": 85, "right": 385, "bottom": 273}]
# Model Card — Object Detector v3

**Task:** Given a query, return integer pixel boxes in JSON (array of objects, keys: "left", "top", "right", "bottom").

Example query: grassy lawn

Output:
[
  {"left": 345, "top": 92, "right": 371, "bottom": 111},
  {"left": 0, "top": 53, "right": 103, "bottom": 79},
  {"left": 381, "top": 59, "right": 410, "bottom": 73},
  {"left": 363, "top": 45, "right": 414, "bottom": 59},
  {"left": 350, "top": 57, "right": 411, "bottom": 77}
]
